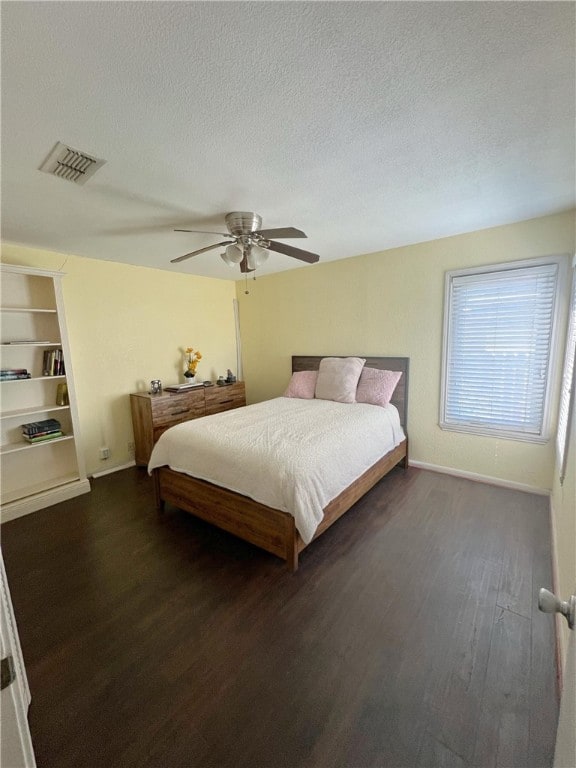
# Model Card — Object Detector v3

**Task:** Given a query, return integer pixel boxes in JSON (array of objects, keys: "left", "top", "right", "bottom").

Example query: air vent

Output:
[{"left": 39, "top": 142, "right": 106, "bottom": 185}]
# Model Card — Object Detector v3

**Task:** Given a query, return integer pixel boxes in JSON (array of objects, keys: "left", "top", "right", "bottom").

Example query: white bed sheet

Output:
[{"left": 148, "top": 397, "right": 405, "bottom": 544}]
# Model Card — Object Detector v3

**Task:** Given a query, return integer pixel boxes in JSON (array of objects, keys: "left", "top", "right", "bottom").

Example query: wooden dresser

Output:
[{"left": 130, "top": 382, "right": 246, "bottom": 465}]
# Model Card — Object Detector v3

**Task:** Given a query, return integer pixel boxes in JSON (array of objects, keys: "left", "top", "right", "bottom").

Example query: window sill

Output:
[{"left": 439, "top": 422, "right": 550, "bottom": 444}]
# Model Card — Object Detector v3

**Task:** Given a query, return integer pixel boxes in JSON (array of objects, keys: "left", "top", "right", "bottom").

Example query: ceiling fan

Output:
[{"left": 170, "top": 212, "right": 320, "bottom": 272}]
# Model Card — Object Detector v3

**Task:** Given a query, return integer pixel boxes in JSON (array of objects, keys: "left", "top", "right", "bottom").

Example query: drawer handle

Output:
[
  {"left": 170, "top": 409, "right": 189, "bottom": 416},
  {"left": 219, "top": 399, "right": 233, "bottom": 405}
]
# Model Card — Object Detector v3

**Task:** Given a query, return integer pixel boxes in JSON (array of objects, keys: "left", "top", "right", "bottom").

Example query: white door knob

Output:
[{"left": 538, "top": 588, "right": 575, "bottom": 629}]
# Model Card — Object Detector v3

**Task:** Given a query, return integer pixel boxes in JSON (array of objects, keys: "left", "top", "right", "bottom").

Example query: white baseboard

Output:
[
  {"left": 408, "top": 459, "right": 550, "bottom": 496},
  {"left": 91, "top": 460, "right": 136, "bottom": 479},
  {"left": 1, "top": 479, "right": 92, "bottom": 524}
]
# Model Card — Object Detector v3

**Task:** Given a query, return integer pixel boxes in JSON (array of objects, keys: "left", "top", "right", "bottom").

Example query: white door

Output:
[
  {"left": 0, "top": 550, "right": 36, "bottom": 768},
  {"left": 553, "top": 594, "right": 576, "bottom": 768}
]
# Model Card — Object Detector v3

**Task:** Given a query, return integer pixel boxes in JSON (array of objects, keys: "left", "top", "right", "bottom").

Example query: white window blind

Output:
[
  {"left": 556, "top": 261, "right": 576, "bottom": 483},
  {"left": 441, "top": 261, "right": 559, "bottom": 440}
]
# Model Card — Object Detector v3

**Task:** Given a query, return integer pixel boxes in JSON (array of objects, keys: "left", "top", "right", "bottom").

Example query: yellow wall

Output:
[
  {"left": 236, "top": 210, "right": 576, "bottom": 492},
  {"left": 3, "top": 211, "right": 574, "bottom": 488},
  {"left": 1, "top": 244, "right": 237, "bottom": 475}
]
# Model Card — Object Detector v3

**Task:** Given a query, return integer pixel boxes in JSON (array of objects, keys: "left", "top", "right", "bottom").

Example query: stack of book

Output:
[
  {"left": 43, "top": 349, "right": 65, "bottom": 376},
  {"left": 1, "top": 368, "right": 32, "bottom": 381},
  {"left": 21, "top": 418, "right": 63, "bottom": 443}
]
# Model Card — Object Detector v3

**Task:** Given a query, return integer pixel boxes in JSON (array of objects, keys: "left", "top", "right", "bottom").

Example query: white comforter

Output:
[{"left": 148, "top": 397, "right": 405, "bottom": 544}]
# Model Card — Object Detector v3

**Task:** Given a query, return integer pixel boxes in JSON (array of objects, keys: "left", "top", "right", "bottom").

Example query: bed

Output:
[{"left": 150, "top": 356, "right": 409, "bottom": 570}]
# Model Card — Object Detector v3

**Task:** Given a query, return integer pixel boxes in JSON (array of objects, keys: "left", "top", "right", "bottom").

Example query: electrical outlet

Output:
[
  {"left": 99, "top": 447, "right": 110, "bottom": 460},
  {"left": 127, "top": 441, "right": 135, "bottom": 457}
]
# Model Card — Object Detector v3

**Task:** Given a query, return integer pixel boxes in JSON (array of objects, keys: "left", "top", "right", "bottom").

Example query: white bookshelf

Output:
[{"left": 0, "top": 264, "right": 90, "bottom": 522}]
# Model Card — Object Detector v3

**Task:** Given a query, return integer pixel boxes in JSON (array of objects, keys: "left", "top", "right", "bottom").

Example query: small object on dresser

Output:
[
  {"left": 150, "top": 379, "right": 162, "bottom": 394},
  {"left": 183, "top": 346, "right": 202, "bottom": 382},
  {"left": 164, "top": 382, "right": 205, "bottom": 392},
  {"left": 217, "top": 376, "right": 226, "bottom": 386},
  {"left": 225, "top": 369, "right": 236, "bottom": 383}
]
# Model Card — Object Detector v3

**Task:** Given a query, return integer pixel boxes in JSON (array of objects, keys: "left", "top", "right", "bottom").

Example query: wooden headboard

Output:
[{"left": 292, "top": 356, "right": 409, "bottom": 430}]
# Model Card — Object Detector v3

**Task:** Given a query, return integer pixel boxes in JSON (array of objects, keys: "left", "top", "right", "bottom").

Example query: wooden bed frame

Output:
[{"left": 153, "top": 356, "right": 409, "bottom": 570}]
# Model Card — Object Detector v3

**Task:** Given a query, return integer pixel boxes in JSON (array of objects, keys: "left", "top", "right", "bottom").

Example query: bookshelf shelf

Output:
[
  {"left": 1, "top": 342, "right": 61, "bottom": 347},
  {"left": 1, "top": 307, "right": 58, "bottom": 313},
  {"left": 0, "top": 376, "right": 66, "bottom": 383},
  {"left": 0, "top": 405, "right": 71, "bottom": 421},
  {"left": 1, "top": 435, "right": 74, "bottom": 455}
]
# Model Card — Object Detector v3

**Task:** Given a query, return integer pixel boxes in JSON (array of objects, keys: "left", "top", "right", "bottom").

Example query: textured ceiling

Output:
[{"left": 1, "top": 1, "right": 574, "bottom": 281}]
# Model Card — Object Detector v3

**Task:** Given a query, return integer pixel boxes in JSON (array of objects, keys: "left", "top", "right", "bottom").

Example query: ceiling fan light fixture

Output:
[
  {"left": 220, "top": 251, "right": 235, "bottom": 267},
  {"left": 221, "top": 243, "right": 243, "bottom": 265},
  {"left": 246, "top": 245, "right": 269, "bottom": 270}
]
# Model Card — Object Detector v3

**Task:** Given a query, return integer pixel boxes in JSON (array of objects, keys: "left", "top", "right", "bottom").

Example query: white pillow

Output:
[{"left": 315, "top": 357, "right": 366, "bottom": 403}]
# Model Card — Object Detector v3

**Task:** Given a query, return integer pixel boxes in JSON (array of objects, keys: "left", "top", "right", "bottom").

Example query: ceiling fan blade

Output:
[
  {"left": 240, "top": 255, "right": 255, "bottom": 273},
  {"left": 170, "top": 241, "right": 234, "bottom": 263},
  {"left": 174, "top": 229, "right": 230, "bottom": 236},
  {"left": 256, "top": 227, "right": 307, "bottom": 239},
  {"left": 266, "top": 240, "right": 319, "bottom": 264}
]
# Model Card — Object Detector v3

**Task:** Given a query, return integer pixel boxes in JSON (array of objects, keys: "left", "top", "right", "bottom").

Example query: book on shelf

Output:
[
  {"left": 24, "top": 431, "right": 64, "bottom": 443},
  {"left": 0, "top": 371, "right": 31, "bottom": 380},
  {"left": 21, "top": 418, "right": 62, "bottom": 436},
  {"left": 42, "top": 349, "right": 65, "bottom": 376},
  {"left": 25, "top": 432, "right": 61, "bottom": 440},
  {"left": 22, "top": 427, "right": 62, "bottom": 438}
]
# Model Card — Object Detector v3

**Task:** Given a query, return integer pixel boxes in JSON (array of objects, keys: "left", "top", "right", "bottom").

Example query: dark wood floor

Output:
[{"left": 1, "top": 466, "right": 558, "bottom": 768}]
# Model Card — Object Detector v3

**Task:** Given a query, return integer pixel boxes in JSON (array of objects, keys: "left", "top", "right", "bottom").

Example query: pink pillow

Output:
[
  {"left": 315, "top": 357, "right": 366, "bottom": 403},
  {"left": 283, "top": 371, "right": 318, "bottom": 399},
  {"left": 356, "top": 368, "right": 402, "bottom": 407}
]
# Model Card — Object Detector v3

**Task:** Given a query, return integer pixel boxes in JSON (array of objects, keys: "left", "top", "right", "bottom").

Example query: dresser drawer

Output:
[
  {"left": 205, "top": 382, "right": 246, "bottom": 415},
  {"left": 151, "top": 391, "right": 205, "bottom": 426}
]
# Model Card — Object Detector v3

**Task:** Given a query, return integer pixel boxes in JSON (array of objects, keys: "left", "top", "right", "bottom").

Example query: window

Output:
[
  {"left": 441, "top": 258, "right": 562, "bottom": 441},
  {"left": 557, "top": 257, "right": 576, "bottom": 483}
]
